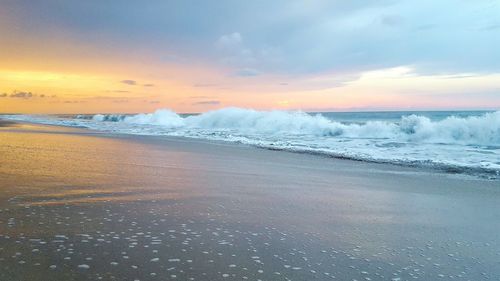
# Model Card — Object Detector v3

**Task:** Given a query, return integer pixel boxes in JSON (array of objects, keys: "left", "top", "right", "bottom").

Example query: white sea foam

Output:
[
  {"left": 4, "top": 108, "right": 500, "bottom": 177},
  {"left": 105, "top": 107, "right": 500, "bottom": 146}
]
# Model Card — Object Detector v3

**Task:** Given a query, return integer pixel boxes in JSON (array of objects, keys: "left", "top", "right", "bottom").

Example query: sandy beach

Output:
[{"left": 1, "top": 121, "right": 499, "bottom": 281}]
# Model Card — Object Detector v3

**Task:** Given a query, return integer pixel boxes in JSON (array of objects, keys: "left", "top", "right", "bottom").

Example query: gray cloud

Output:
[
  {"left": 107, "top": 90, "right": 131, "bottom": 93},
  {"left": 208, "top": 1, "right": 500, "bottom": 75},
  {"left": 120, "top": 80, "right": 155, "bottom": 87},
  {"left": 481, "top": 23, "right": 500, "bottom": 31},
  {"left": 121, "top": 80, "right": 137, "bottom": 85},
  {"left": 1, "top": 91, "right": 53, "bottom": 99},
  {"left": 3, "top": 1, "right": 500, "bottom": 76},
  {"left": 63, "top": 100, "right": 85, "bottom": 104},
  {"left": 380, "top": 15, "right": 404, "bottom": 26},
  {"left": 10, "top": 91, "right": 33, "bottom": 98},
  {"left": 192, "top": 100, "right": 220, "bottom": 105}
]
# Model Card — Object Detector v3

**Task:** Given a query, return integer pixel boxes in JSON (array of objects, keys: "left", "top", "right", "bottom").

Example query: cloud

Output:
[
  {"left": 10, "top": 91, "right": 34, "bottom": 98},
  {"left": 214, "top": 32, "right": 284, "bottom": 76},
  {"left": 234, "top": 68, "right": 260, "bottom": 77},
  {"left": 215, "top": 32, "right": 259, "bottom": 67},
  {"left": 481, "top": 23, "right": 500, "bottom": 31},
  {"left": 120, "top": 80, "right": 154, "bottom": 87},
  {"left": 107, "top": 90, "right": 131, "bottom": 93},
  {"left": 3, "top": 1, "right": 500, "bottom": 78},
  {"left": 215, "top": 32, "right": 243, "bottom": 50},
  {"left": 380, "top": 14, "right": 403, "bottom": 26},
  {"left": 205, "top": 2, "right": 500, "bottom": 75},
  {"left": 120, "top": 79, "right": 137, "bottom": 85},
  {"left": 192, "top": 100, "right": 220, "bottom": 105},
  {"left": 63, "top": 100, "right": 85, "bottom": 103},
  {"left": 2, "top": 91, "right": 54, "bottom": 99}
]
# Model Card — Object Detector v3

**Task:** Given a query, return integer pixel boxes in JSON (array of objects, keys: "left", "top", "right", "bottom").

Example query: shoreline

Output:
[
  {"left": 2, "top": 118, "right": 499, "bottom": 181},
  {"left": 2, "top": 120, "right": 497, "bottom": 197},
  {"left": 1, "top": 120, "right": 500, "bottom": 280}
]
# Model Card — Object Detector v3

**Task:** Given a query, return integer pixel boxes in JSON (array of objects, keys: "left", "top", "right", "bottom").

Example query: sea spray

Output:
[{"left": 96, "top": 108, "right": 500, "bottom": 146}]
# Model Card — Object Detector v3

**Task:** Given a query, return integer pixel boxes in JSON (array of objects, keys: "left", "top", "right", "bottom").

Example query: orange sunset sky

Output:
[{"left": 1, "top": 1, "right": 499, "bottom": 114}]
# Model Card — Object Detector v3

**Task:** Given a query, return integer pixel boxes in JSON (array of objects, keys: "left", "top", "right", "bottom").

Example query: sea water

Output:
[{"left": 4, "top": 108, "right": 500, "bottom": 178}]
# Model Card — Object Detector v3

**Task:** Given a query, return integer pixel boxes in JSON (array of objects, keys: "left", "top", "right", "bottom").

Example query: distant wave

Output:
[
  {"left": 92, "top": 108, "right": 500, "bottom": 146},
  {"left": 91, "top": 114, "right": 127, "bottom": 122}
]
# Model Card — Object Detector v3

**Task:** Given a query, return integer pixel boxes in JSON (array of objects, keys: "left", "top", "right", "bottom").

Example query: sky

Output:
[{"left": 0, "top": 0, "right": 499, "bottom": 114}]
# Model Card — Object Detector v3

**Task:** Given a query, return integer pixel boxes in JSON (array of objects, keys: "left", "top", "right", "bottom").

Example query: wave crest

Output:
[{"left": 92, "top": 108, "right": 500, "bottom": 145}]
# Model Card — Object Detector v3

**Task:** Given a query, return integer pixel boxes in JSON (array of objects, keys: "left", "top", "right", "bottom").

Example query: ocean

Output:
[{"left": 3, "top": 109, "right": 500, "bottom": 178}]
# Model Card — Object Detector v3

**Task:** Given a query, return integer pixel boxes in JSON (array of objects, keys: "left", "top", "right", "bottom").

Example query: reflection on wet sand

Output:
[
  {"left": 18, "top": 189, "right": 190, "bottom": 206},
  {"left": 1, "top": 122, "right": 499, "bottom": 280}
]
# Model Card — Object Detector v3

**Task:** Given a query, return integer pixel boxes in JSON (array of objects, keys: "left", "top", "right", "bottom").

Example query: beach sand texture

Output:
[{"left": 1, "top": 122, "right": 499, "bottom": 280}]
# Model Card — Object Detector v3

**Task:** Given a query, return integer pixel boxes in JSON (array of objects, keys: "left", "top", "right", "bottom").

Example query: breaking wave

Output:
[
  {"left": 5, "top": 108, "right": 500, "bottom": 178},
  {"left": 94, "top": 108, "right": 500, "bottom": 146}
]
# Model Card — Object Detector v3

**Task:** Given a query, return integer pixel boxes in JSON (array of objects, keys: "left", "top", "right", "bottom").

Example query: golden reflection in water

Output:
[{"left": 0, "top": 123, "right": 199, "bottom": 205}]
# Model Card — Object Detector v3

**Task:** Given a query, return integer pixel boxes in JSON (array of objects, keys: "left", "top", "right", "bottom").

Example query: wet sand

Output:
[
  {"left": 0, "top": 121, "right": 499, "bottom": 280},
  {"left": 0, "top": 120, "right": 16, "bottom": 127}
]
